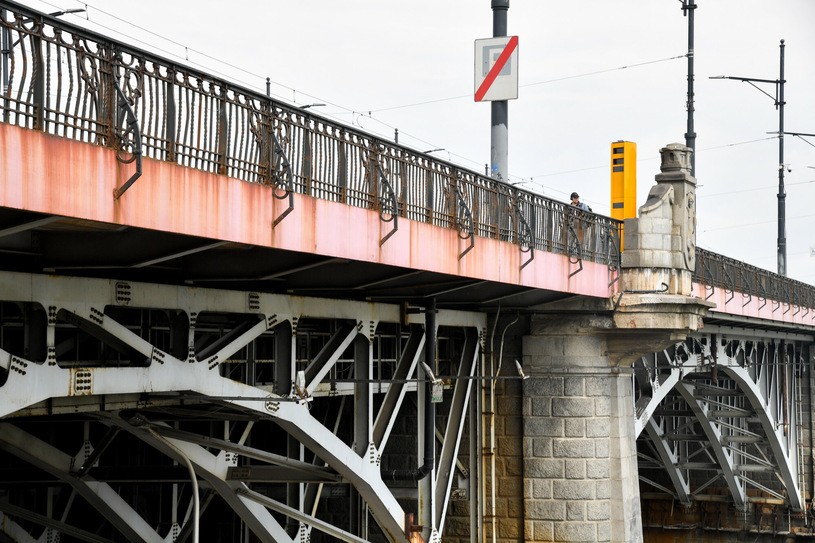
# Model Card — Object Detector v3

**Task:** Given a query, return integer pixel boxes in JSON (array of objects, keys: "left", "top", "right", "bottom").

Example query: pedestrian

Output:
[{"left": 570, "top": 192, "right": 591, "bottom": 212}]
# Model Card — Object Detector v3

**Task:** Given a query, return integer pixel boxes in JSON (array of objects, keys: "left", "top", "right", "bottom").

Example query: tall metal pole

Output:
[
  {"left": 682, "top": 1, "right": 697, "bottom": 177},
  {"left": 1, "top": 9, "right": 9, "bottom": 95},
  {"left": 490, "top": 0, "right": 509, "bottom": 181},
  {"left": 777, "top": 39, "right": 786, "bottom": 276},
  {"left": 709, "top": 39, "right": 788, "bottom": 276}
]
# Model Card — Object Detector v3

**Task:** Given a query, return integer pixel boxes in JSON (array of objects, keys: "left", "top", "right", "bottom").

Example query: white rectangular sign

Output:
[{"left": 474, "top": 36, "right": 519, "bottom": 102}]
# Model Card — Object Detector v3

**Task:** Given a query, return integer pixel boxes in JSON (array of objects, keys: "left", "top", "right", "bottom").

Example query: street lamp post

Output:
[
  {"left": 491, "top": 0, "right": 509, "bottom": 181},
  {"left": 680, "top": 0, "right": 697, "bottom": 177},
  {"left": 710, "top": 39, "right": 786, "bottom": 276}
]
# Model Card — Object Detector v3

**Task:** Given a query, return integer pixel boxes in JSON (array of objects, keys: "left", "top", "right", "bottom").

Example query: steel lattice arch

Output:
[
  {"left": 0, "top": 272, "right": 485, "bottom": 542},
  {"left": 634, "top": 327, "right": 813, "bottom": 514}
]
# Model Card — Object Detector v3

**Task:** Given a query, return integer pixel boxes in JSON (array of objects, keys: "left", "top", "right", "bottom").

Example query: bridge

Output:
[{"left": 1, "top": 2, "right": 814, "bottom": 542}]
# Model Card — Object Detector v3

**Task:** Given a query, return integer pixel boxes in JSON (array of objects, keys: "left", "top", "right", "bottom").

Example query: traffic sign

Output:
[{"left": 474, "top": 36, "right": 519, "bottom": 102}]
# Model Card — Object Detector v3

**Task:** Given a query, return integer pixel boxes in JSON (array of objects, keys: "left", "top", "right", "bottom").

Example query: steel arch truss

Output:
[
  {"left": 0, "top": 271, "right": 485, "bottom": 543},
  {"left": 634, "top": 329, "right": 809, "bottom": 511}
]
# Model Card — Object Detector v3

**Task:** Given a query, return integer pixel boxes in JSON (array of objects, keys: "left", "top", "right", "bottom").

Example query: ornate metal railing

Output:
[
  {"left": 0, "top": 1, "right": 620, "bottom": 269},
  {"left": 695, "top": 248, "right": 815, "bottom": 316}
]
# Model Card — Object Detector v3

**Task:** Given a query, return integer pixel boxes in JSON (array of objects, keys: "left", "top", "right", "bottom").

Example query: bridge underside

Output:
[
  {"left": 634, "top": 327, "right": 814, "bottom": 530},
  {"left": 0, "top": 207, "right": 573, "bottom": 313},
  {"left": 0, "top": 270, "right": 490, "bottom": 543}
]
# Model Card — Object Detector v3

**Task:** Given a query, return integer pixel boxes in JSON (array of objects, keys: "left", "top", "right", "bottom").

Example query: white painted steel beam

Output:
[
  {"left": 0, "top": 424, "right": 164, "bottom": 543},
  {"left": 0, "top": 502, "right": 116, "bottom": 543},
  {"left": 721, "top": 364, "right": 803, "bottom": 511},
  {"left": 675, "top": 383, "right": 746, "bottom": 508},
  {"left": 237, "top": 487, "right": 370, "bottom": 543},
  {"left": 434, "top": 329, "right": 479, "bottom": 534},
  {"left": 109, "top": 418, "right": 294, "bottom": 543},
  {"left": 0, "top": 271, "right": 487, "bottom": 543},
  {"left": 643, "top": 418, "right": 691, "bottom": 505},
  {"left": 373, "top": 325, "right": 424, "bottom": 452}
]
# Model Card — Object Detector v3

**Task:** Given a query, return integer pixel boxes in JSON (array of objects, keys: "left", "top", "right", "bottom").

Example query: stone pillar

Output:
[
  {"left": 621, "top": 142, "right": 697, "bottom": 295},
  {"left": 519, "top": 144, "right": 714, "bottom": 542},
  {"left": 522, "top": 317, "right": 641, "bottom": 543}
]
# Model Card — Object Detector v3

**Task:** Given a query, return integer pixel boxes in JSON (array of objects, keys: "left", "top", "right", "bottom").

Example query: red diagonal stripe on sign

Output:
[{"left": 475, "top": 36, "right": 518, "bottom": 102}]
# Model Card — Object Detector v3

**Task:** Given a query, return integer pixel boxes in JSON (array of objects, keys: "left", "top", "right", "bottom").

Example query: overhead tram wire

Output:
[
  {"left": 367, "top": 53, "right": 687, "bottom": 114},
  {"left": 701, "top": 213, "right": 815, "bottom": 233}
]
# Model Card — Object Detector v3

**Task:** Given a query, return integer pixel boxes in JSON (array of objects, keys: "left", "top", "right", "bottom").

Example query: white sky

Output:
[{"left": 13, "top": 0, "right": 815, "bottom": 284}]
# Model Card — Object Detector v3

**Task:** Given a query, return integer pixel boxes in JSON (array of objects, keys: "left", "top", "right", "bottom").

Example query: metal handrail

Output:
[
  {"left": 0, "top": 0, "right": 621, "bottom": 270},
  {"left": 694, "top": 249, "right": 815, "bottom": 315}
]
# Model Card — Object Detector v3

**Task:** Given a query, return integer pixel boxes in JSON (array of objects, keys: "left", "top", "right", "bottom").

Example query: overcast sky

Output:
[{"left": 13, "top": 0, "right": 815, "bottom": 284}]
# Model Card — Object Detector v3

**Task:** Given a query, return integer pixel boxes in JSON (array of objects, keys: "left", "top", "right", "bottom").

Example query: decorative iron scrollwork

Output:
[
  {"left": 454, "top": 174, "right": 475, "bottom": 260},
  {"left": 513, "top": 195, "right": 534, "bottom": 270},
  {"left": 376, "top": 162, "right": 398, "bottom": 246},
  {"left": 112, "top": 79, "right": 142, "bottom": 199},
  {"left": 271, "top": 130, "right": 294, "bottom": 227}
]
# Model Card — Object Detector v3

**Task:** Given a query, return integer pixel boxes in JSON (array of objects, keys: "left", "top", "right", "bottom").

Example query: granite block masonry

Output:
[{"left": 520, "top": 144, "right": 713, "bottom": 542}]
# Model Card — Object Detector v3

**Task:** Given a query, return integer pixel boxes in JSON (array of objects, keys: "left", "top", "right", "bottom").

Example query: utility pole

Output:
[
  {"left": 490, "top": 0, "right": 509, "bottom": 181},
  {"left": 710, "top": 40, "right": 787, "bottom": 276},
  {"left": 681, "top": 0, "right": 697, "bottom": 177}
]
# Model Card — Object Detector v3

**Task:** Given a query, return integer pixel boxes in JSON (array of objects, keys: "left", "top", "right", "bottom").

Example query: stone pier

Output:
[{"left": 520, "top": 144, "right": 712, "bottom": 542}]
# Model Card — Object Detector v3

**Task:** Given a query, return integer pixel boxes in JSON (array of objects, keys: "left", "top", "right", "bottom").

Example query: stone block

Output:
[
  {"left": 504, "top": 416, "right": 523, "bottom": 437},
  {"left": 525, "top": 458, "right": 564, "bottom": 478},
  {"left": 587, "top": 501, "right": 611, "bottom": 521},
  {"left": 553, "top": 439, "right": 595, "bottom": 459},
  {"left": 521, "top": 395, "right": 531, "bottom": 416},
  {"left": 497, "top": 396, "right": 521, "bottom": 416},
  {"left": 498, "top": 517, "right": 520, "bottom": 538},
  {"left": 564, "top": 336, "right": 605, "bottom": 358},
  {"left": 566, "top": 501, "right": 586, "bottom": 521},
  {"left": 640, "top": 233, "right": 670, "bottom": 251},
  {"left": 531, "top": 396, "right": 552, "bottom": 416},
  {"left": 507, "top": 497, "right": 523, "bottom": 519},
  {"left": 553, "top": 480, "right": 595, "bottom": 500},
  {"left": 594, "top": 397, "right": 611, "bottom": 416},
  {"left": 595, "top": 438, "right": 610, "bottom": 459},
  {"left": 528, "top": 499, "right": 566, "bottom": 521},
  {"left": 586, "top": 419, "right": 611, "bottom": 438},
  {"left": 597, "top": 520, "right": 612, "bottom": 542},
  {"left": 525, "top": 376, "right": 564, "bottom": 396},
  {"left": 504, "top": 456, "right": 523, "bottom": 476},
  {"left": 532, "top": 438, "right": 553, "bottom": 457},
  {"left": 553, "top": 397, "right": 594, "bottom": 417},
  {"left": 671, "top": 233, "right": 682, "bottom": 252},
  {"left": 523, "top": 335, "right": 557, "bottom": 356},
  {"left": 651, "top": 217, "right": 674, "bottom": 236},
  {"left": 565, "top": 419, "right": 585, "bottom": 437},
  {"left": 564, "top": 376, "right": 585, "bottom": 396},
  {"left": 554, "top": 522, "right": 596, "bottom": 542},
  {"left": 596, "top": 480, "right": 611, "bottom": 499},
  {"left": 585, "top": 376, "right": 612, "bottom": 396},
  {"left": 498, "top": 477, "right": 523, "bottom": 498},
  {"left": 565, "top": 458, "right": 586, "bottom": 479},
  {"left": 533, "top": 480, "right": 553, "bottom": 499},
  {"left": 494, "top": 497, "right": 510, "bottom": 517},
  {"left": 637, "top": 250, "right": 673, "bottom": 268},
  {"left": 535, "top": 521, "right": 554, "bottom": 541},
  {"left": 525, "top": 418, "right": 563, "bottom": 437},
  {"left": 586, "top": 459, "right": 610, "bottom": 479},
  {"left": 498, "top": 437, "right": 523, "bottom": 456}
]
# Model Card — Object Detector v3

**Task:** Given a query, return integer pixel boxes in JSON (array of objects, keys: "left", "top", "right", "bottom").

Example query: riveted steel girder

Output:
[
  {"left": 635, "top": 329, "right": 811, "bottom": 512},
  {"left": 0, "top": 270, "right": 485, "bottom": 543}
]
